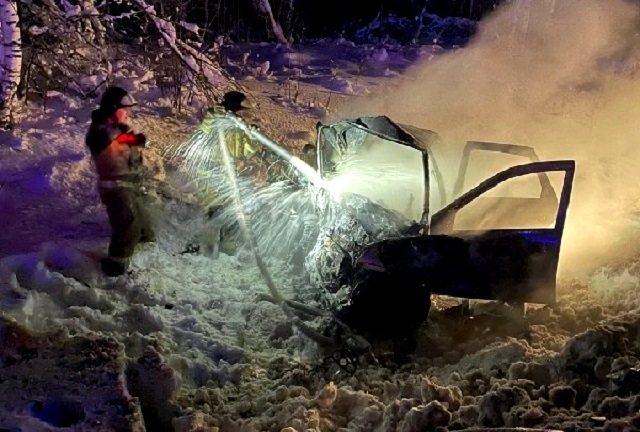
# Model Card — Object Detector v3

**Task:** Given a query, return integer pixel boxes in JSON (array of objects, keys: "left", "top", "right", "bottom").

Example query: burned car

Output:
[
  {"left": 171, "top": 110, "right": 575, "bottom": 345},
  {"left": 303, "top": 116, "right": 575, "bottom": 340}
]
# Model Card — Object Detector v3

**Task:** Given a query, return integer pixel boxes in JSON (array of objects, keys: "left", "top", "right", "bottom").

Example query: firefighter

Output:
[
  {"left": 85, "top": 86, "right": 155, "bottom": 276},
  {"left": 209, "top": 90, "right": 260, "bottom": 164},
  {"left": 196, "top": 91, "right": 261, "bottom": 257}
]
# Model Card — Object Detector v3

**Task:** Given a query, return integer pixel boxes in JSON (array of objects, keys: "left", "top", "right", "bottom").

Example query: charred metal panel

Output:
[{"left": 308, "top": 115, "right": 575, "bottom": 340}]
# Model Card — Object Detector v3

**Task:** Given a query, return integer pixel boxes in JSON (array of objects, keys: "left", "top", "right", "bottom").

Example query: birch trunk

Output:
[
  {"left": 79, "top": 0, "right": 107, "bottom": 45},
  {"left": 252, "top": 0, "right": 289, "bottom": 45},
  {"left": 0, "top": 0, "right": 21, "bottom": 129}
]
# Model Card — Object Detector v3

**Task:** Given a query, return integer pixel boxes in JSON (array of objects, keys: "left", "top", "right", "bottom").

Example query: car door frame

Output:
[
  {"left": 315, "top": 120, "right": 432, "bottom": 224},
  {"left": 431, "top": 160, "right": 575, "bottom": 237},
  {"left": 453, "top": 140, "right": 558, "bottom": 200},
  {"left": 427, "top": 160, "right": 574, "bottom": 304}
]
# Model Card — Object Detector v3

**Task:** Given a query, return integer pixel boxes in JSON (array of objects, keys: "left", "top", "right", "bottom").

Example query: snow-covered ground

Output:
[{"left": 3, "top": 2, "right": 640, "bottom": 431}]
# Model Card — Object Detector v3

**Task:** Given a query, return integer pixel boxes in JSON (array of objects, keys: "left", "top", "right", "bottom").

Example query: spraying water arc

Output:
[
  {"left": 224, "top": 112, "right": 326, "bottom": 189},
  {"left": 214, "top": 126, "right": 363, "bottom": 351},
  {"left": 215, "top": 128, "right": 286, "bottom": 305}
]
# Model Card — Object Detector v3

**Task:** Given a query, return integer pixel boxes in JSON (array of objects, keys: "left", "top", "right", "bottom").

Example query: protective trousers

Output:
[{"left": 98, "top": 181, "right": 155, "bottom": 275}]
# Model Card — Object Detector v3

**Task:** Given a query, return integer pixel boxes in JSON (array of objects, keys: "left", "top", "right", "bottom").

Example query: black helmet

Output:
[
  {"left": 99, "top": 86, "right": 137, "bottom": 113},
  {"left": 220, "top": 91, "right": 252, "bottom": 112}
]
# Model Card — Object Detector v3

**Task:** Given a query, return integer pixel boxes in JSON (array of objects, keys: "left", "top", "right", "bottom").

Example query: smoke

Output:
[{"left": 343, "top": 0, "right": 640, "bottom": 276}]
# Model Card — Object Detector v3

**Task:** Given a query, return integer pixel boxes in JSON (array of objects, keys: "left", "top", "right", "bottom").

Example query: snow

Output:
[
  {"left": 2, "top": 1, "right": 640, "bottom": 430},
  {"left": 179, "top": 21, "right": 201, "bottom": 35},
  {"left": 220, "top": 38, "right": 434, "bottom": 99}
]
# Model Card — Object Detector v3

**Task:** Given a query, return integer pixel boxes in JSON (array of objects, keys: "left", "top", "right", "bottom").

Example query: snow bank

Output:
[{"left": 3, "top": 32, "right": 640, "bottom": 431}]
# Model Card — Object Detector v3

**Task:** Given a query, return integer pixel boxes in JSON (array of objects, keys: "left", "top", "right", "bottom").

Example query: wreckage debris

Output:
[{"left": 168, "top": 110, "right": 576, "bottom": 357}]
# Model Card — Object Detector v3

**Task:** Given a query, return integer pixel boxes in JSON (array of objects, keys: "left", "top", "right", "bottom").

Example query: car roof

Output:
[{"left": 323, "top": 115, "right": 441, "bottom": 152}]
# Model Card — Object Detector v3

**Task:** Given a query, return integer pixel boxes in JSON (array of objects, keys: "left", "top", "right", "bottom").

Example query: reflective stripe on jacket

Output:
[{"left": 86, "top": 122, "right": 143, "bottom": 180}]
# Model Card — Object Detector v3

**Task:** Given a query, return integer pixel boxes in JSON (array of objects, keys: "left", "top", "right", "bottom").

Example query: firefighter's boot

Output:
[{"left": 101, "top": 256, "right": 130, "bottom": 277}]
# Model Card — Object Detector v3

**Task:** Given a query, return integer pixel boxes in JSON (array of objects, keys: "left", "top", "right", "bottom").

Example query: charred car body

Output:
[
  {"left": 302, "top": 116, "right": 575, "bottom": 340},
  {"left": 178, "top": 110, "right": 575, "bottom": 346}
]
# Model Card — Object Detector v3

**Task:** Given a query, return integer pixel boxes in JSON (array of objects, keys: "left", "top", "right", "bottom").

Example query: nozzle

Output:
[{"left": 224, "top": 112, "right": 325, "bottom": 188}]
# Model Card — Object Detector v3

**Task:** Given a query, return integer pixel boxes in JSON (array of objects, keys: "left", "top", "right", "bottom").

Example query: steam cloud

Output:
[{"left": 344, "top": 0, "right": 640, "bottom": 276}]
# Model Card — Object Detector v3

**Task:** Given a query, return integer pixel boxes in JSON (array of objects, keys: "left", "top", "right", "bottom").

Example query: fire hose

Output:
[
  {"left": 216, "top": 117, "right": 372, "bottom": 370},
  {"left": 225, "top": 113, "right": 326, "bottom": 189}
]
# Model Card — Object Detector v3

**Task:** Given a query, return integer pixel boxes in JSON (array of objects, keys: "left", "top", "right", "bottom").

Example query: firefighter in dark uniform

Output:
[{"left": 85, "top": 86, "right": 155, "bottom": 276}]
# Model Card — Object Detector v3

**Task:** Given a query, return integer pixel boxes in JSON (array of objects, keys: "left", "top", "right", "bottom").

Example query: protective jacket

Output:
[
  {"left": 85, "top": 109, "right": 146, "bottom": 181},
  {"left": 202, "top": 106, "right": 259, "bottom": 160}
]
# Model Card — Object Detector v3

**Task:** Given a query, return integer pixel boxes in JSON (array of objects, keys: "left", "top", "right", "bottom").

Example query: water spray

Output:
[
  {"left": 215, "top": 120, "right": 371, "bottom": 356},
  {"left": 216, "top": 128, "right": 285, "bottom": 305},
  {"left": 224, "top": 112, "right": 327, "bottom": 190},
  {"left": 165, "top": 109, "right": 374, "bottom": 355}
]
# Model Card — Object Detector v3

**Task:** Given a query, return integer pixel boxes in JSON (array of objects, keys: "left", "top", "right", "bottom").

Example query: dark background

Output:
[{"left": 110, "top": 0, "right": 504, "bottom": 42}]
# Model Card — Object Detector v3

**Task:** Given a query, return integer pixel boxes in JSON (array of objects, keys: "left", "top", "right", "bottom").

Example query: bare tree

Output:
[
  {"left": 0, "top": 0, "right": 236, "bottom": 128},
  {"left": 0, "top": 0, "right": 299, "bottom": 128},
  {"left": 128, "top": 0, "right": 228, "bottom": 101},
  {"left": 75, "top": 0, "right": 107, "bottom": 46},
  {"left": 19, "top": 0, "right": 112, "bottom": 104},
  {"left": 0, "top": 0, "right": 22, "bottom": 129},
  {"left": 253, "top": 0, "right": 289, "bottom": 44}
]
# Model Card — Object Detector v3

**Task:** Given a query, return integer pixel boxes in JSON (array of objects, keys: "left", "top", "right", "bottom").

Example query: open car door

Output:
[
  {"left": 427, "top": 158, "right": 575, "bottom": 304},
  {"left": 346, "top": 159, "right": 574, "bottom": 339},
  {"left": 450, "top": 141, "right": 559, "bottom": 225}
]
